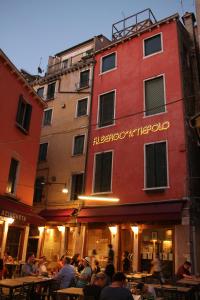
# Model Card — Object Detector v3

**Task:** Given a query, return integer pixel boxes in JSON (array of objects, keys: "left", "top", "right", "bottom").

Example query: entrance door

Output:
[{"left": 27, "top": 238, "right": 39, "bottom": 259}]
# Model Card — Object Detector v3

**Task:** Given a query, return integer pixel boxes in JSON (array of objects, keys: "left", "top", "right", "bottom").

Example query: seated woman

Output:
[{"left": 76, "top": 257, "right": 92, "bottom": 287}]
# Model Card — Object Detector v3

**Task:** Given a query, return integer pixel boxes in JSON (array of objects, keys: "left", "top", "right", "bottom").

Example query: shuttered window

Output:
[
  {"left": 94, "top": 152, "right": 112, "bottom": 193},
  {"left": 70, "top": 174, "right": 84, "bottom": 200},
  {"left": 145, "top": 76, "right": 165, "bottom": 116},
  {"left": 80, "top": 70, "right": 89, "bottom": 89},
  {"left": 99, "top": 91, "right": 115, "bottom": 127},
  {"left": 73, "top": 135, "right": 85, "bottom": 155},
  {"left": 43, "top": 109, "right": 52, "bottom": 126},
  {"left": 46, "top": 82, "right": 56, "bottom": 100},
  {"left": 77, "top": 98, "right": 88, "bottom": 117},
  {"left": 145, "top": 142, "right": 167, "bottom": 188},
  {"left": 38, "top": 143, "right": 48, "bottom": 161},
  {"left": 144, "top": 34, "right": 162, "bottom": 56},
  {"left": 16, "top": 95, "right": 32, "bottom": 132},
  {"left": 101, "top": 53, "right": 116, "bottom": 73},
  {"left": 7, "top": 158, "right": 19, "bottom": 194}
]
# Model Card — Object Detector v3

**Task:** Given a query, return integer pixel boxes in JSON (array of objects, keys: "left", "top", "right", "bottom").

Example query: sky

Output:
[{"left": 0, "top": 0, "right": 196, "bottom": 74}]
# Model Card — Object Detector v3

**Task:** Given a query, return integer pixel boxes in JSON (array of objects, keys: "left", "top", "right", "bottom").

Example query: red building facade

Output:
[
  {"left": 0, "top": 50, "right": 46, "bottom": 261},
  {"left": 80, "top": 12, "right": 200, "bottom": 274}
]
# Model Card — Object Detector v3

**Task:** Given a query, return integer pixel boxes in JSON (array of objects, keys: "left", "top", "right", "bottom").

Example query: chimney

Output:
[{"left": 182, "top": 12, "right": 196, "bottom": 43}]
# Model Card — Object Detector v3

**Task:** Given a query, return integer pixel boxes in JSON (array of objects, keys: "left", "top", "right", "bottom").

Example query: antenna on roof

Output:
[
  {"left": 37, "top": 57, "right": 44, "bottom": 74},
  {"left": 180, "top": 0, "right": 184, "bottom": 15}
]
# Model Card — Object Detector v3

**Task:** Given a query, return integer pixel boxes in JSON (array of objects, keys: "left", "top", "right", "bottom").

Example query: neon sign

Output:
[{"left": 93, "top": 121, "right": 170, "bottom": 146}]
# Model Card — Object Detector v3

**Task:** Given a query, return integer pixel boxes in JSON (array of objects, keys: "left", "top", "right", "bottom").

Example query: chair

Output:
[
  {"left": 158, "top": 287, "right": 185, "bottom": 300},
  {"left": 13, "top": 282, "right": 35, "bottom": 300},
  {"left": 0, "top": 288, "right": 9, "bottom": 300}
]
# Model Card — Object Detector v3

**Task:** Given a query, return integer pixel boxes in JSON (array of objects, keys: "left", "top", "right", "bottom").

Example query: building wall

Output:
[
  {"left": 0, "top": 56, "right": 44, "bottom": 205},
  {"left": 85, "top": 20, "right": 188, "bottom": 203}
]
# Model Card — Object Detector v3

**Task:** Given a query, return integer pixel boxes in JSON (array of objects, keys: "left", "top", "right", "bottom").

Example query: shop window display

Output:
[{"left": 141, "top": 228, "right": 173, "bottom": 278}]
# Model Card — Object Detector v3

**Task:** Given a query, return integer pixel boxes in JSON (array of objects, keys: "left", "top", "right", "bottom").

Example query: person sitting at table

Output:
[
  {"left": 54, "top": 256, "right": 75, "bottom": 289},
  {"left": 132, "top": 283, "right": 155, "bottom": 300},
  {"left": 76, "top": 256, "right": 92, "bottom": 287},
  {"left": 38, "top": 256, "right": 48, "bottom": 276},
  {"left": 176, "top": 261, "right": 192, "bottom": 280},
  {"left": 3, "top": 251, "right": 14, "bottom": 278},
  {"left": 93, "top": 260, "right": 101, "bottom": 274},
  {"left": 21, "top": 253, "right": 37, "bottom": 276},
  {"left": 104, "top": 262, "right": 115, "bottom": 285},
  {"left": 83, "top": 272, "right": 107, "bottom": 300},
  {"left": 100, "top": 272, "right": 133, "bottom": 300}
]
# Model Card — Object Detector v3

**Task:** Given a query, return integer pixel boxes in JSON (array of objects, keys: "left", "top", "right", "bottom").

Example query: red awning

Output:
[
  {"left": 77, "top": 200, "right": 184, "bottom": 223},
  {"left": 40, "top": 208, "right": 74, "bottom": 222},
  {"left": 0, "top": 197, "right": 45, "bottom": 225}
]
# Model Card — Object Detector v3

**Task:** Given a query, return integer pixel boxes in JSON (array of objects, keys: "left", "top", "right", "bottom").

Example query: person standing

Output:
[
  {"left": 100, "top": 272, "right": 133, "bottom": 300},
  {"left": 108, "top": 244, "right": 114, "bottom": 264},
  {"left": 122, "top": 251, "right": 131, "bottom": 273},
  {"left": 54, "top": 256, "right": 75, "bottom": 289}
]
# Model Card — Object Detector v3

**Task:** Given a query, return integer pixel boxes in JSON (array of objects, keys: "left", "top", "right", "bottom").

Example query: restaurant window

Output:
[
  {"left": 101, "top": 53, "right": 116, "bottom": 73},
  {"left": 33, "top": 177, "right": 45, "bottom": 203},
  {"left": 70, "top": 173, "right": 84, "bottom": 200},
  {"left": 73, "top": 135, "right": 85, "bottom": 155},
  {"left": 94, "top": 151, "right": 112, "bottom": 193},
  {"left": 144, "top": 34, "right": 162, "bottom": 57},
  {"left": 7, "top": 158, "right": 19, "bottom": 194},
  {"left": 6, "top": 227, "right": 22, "bottom": 259},
  {"left": 98, "top": 91, "right": 115, "bottom": 128},
  {"left": 46, "top": 82, "right": 56, "bottom": 100},
  {"left": 37, "top": 87, "right": 44, "bottom": 98},
  {"left": 141, "top": 228, "right": 173, "bottom": 278},
  {"left": 43, "top": 108, "right": 53, "bottom": 126},
  {"left": 79, "top": 70, "right": 89, "bottom": 89},
  {"left": 16, "top": 95, "right": 32, "bottom": 133},
  {"left": 145, "top": 141, "right": 168, "bottom": 189},
  {"left": 38, "top": 143, "right": 48, "bottom": 162},
  {"left": 76, "top": 98, "right": 88, "bottom": 117},
  {"left": 144, "top": 75, "right": 165, "bottom": 116}
]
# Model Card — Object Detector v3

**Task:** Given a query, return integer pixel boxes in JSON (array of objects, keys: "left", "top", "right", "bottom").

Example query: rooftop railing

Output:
[{"left": 112, "top": 9, "right": 157, "bottom": 41}]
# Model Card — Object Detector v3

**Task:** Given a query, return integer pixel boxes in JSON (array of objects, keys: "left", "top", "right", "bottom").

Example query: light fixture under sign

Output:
[{"left": 78, "top": 195, "right": 119, "bottom": 202}]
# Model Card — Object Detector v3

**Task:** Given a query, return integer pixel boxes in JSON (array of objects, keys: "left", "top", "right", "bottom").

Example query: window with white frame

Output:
[
  {"left": 16, "top": 95, "right": 32, "bottom": 133},
  {"left": 144, "top": 34, "right": 162, "bottom": 57},
  {"left": 37, "top": 87, "right": 44, "bottom": 98},
  {"left": 145, "top": 141, "right": 168, "bottom": 189},
  {"left": 98, "top": 91, "right": 115, "bottom": 127},
  {"left": 7, "top": 158, "right": 19, "bottom": 194},
  {"left": 73, "top": 135, "right": 85, "bottom": 155},
  {"left": 94, "top": 151, "right": 112, "bottom": 193},
  {"left": 70, "top": 173, "right": 84, "bottom": 200},
  {"left": 46, "top": 82, "right": 56, "bottom": 100},
  {"left": 43, "top": 109, "right": 53, "bottom": 126},
  {"left": 77, "top": 98, "right": 88, "bottom": 117},
  {"left": 145, "top": 75, "right": 165, "bottom": 116},
  {"left": 101, "top": 53, "right": 116, "bottom": 73},
  {"left": 79, "top": 70, "right": 90, "bottom": 89},
  {"left": 38, "top": 143, "right": 48, "bottom": 161}
]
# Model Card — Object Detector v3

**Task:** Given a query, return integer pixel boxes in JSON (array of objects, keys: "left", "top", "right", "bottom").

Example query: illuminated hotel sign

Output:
[
  {"left": 0, "top": 210, "right": 26, "bottom": 222},
  {"left": 93, "top": 121, "right": 170, "bottom": 146}
]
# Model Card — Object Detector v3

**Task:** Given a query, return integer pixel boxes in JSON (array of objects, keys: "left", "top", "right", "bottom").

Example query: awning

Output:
[
  {"left": 0, "top": 197, "right": 45, "bottom": 225},
  {"left": 77, "top": 200, "right": 185, "bottom": 223},
  {"left": 39, "top": 208, "right": 74, "bottom": 222}
]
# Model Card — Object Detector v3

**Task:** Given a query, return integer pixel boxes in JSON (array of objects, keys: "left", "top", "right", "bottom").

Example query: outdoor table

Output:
[
  {"left": 153, "top": 284, "right": 193, "bottom": 300},
  {"left": 177, "top": 278, "right": 200, "bottom": 286},
  {"left": 126, "top": 273, "right": 152, "bottom": 282},
  {"left": 0, "top": 275, "right": 52, "bottom": 299},
  {"left": 56, "top": 287, "right": 83, "bottom": 300}
]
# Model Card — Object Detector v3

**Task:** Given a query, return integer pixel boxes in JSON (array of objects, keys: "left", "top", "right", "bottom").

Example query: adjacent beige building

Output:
[{"left": 31, "top": 36, "right": 110, "bottom": 259}]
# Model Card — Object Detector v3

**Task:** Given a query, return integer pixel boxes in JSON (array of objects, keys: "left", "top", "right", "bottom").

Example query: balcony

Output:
[
  {"left": 47, "top": 50, "right": 93, "bottom": 75},
  {"left": 112, "top": 8, "right": 157, "bottom": 41}
]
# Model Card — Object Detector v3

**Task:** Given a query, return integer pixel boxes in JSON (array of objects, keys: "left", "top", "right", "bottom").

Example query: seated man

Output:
[
  {"left": 54, "top": 256, "right": 75, "bottom": 289},
  {"left": 100, "top": 272, "right": 133, "bottom": 300},
  {"left": 83, "top": 272, "right": 106, "bottom": 300},
  {"left": 176, "top": 261, "right": 192, "bottom": 280}
]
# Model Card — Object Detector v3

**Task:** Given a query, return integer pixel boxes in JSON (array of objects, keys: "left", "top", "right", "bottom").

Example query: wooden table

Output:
[
  {"left": 177, "top": 278, "right": 200, "bottom": 286},
  {"left": 126, "top": 273, "right": 152, "bottom": 282},
  {"left": 0, "top": 276, "right": 52, "bottom": 299},
  {"left": 154, "top": 284, "right": 193, "bottom": 300},
  {"left": 56, "top": 287, "right": 83, "bottom": 300}
]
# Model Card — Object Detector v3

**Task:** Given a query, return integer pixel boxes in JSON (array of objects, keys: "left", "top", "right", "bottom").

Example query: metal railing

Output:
[{"left": 112, "top": 9, "right": 157, "bottom": 41}]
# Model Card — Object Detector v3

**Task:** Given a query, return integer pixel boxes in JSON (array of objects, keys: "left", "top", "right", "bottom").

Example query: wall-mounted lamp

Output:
[
  {"left": 38, "top": 226, "right": 45, "bottom": 233},
  {"left": 78, "top": 195, "right": 119, "bottom": 202},
  {"left": 62, "top": 184, "right": 68, "bottom": 194},
  {"left": 41, "top": 180, "right": 68, "bottom": 194},
  {"left": 57, "top": 226, "right": 65, "bottom": 232},
  {"left": 7, "top": 218, "right": 14, "bottom": 224},
  {"left": 109, "top": 226, "right": 117, "bottom": 236},
  {"left": 131, "top": 226, "right": 139, "bottom": 237}
]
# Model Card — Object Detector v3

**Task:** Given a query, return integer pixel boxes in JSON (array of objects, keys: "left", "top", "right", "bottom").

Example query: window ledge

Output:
[
  {"left": 143, "top": 186, "right": 169, "bottom": 193},
  {"left": 16, "top": 123, "right": 28, "bottom": 135},
  {"left": 91, "top": 191, "right": 113, "bottom": 195},
  {"left": 72, "top": 153, "right": 84, "bottom": 157},
  {"left": 99, "top": 67, "right": 117, "bottom": 76}
]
